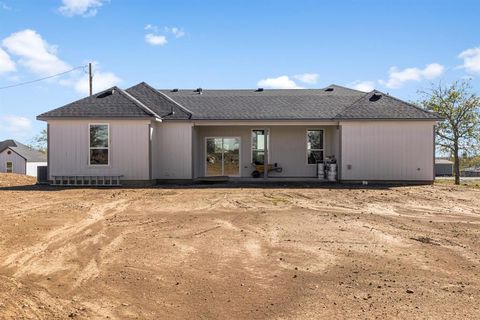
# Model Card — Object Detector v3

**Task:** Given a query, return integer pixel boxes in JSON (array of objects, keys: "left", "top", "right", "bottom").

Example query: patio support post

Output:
[{"left": 264, "top": 128, "right": 268, "bottom": 180}]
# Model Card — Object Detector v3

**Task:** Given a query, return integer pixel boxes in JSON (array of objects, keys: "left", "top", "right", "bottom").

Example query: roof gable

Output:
[
  {"left": 0, "top": 140, "right": 46, "bottom": 162},
  {"left": 126, "top": 82, "right": 191, "bottom": 119},
  {"left": 37, "top": 87, "right": 153, "bottom": 119}
]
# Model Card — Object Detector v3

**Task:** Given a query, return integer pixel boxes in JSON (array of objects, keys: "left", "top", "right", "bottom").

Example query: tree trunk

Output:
[{"left": 454, "top": 143, "right": 460, "bottom": 185}]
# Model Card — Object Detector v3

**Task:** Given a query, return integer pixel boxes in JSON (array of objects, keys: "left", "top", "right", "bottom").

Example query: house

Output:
[
  {"left": 37, "top": 82, "right": 442, "bottom": 184},
  {"left": 0, "top": 140, "right": 47, "bottom": 177},
  {"left": 461, "top": 166, "right": 480, "bottom": 177},
  {"left": 435, "top": 159, "right": 453, "bottom": 176}
]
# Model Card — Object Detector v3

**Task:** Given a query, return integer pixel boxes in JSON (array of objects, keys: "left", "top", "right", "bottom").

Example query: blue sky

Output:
[{"left": 0, "top": 0, "right": 479, "bottom": 142}]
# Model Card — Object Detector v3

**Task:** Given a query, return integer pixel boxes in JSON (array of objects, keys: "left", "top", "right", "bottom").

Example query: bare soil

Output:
[{"left": 0, "top": 173, "right": 479, "bottom": 319}]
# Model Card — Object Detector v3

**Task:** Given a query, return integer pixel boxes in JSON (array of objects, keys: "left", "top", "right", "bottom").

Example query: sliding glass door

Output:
[{"left": 206, "top": 137, "right": 240, "bottom": 176}]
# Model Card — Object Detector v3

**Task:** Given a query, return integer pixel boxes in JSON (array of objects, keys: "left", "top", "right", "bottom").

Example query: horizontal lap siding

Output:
[
  {"left": 49, "top": 120, "right": 150, "bottom": 180},
  {"left": 340, "top": 121, "right": 435, "bottom": 181}
]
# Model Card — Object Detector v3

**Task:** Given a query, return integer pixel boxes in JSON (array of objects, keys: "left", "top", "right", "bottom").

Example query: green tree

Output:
[
  {"left": 419, "top": 80, "right": 480, "bottom": 184},
  {"left": 29, "top": 128, "right": 47, "bottom": 154}
]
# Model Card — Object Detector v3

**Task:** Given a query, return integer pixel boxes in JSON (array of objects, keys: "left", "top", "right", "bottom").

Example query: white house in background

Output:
[
  {"left": 37, "top": 82, "right": 442, "bottom": 185},
  {"left": 0, "top": 140, "right": 47, "bottom": 177}
]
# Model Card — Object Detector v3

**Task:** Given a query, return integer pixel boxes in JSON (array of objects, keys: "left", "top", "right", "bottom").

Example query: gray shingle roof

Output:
[
  {"left": 126, "top": 82, "right": 191, "bottom": 119},
  {"left": 336, "top": 90, "right": 441, "bottom": 120},
  {"left": 158, "top": 85, "right": 366, "bottom": 120},
  {"left": 37, "top": 87, "right": 153, "bottom": 119},
  {"left": 0, "top": 140, "right": 47, "bottom": 162},
  {"left": 37, "top": 82, "right": 442, "bottom": 121}
]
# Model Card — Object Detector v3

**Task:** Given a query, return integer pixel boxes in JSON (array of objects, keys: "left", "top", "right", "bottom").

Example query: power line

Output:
[{"left": 0, "top": 65, "right": 88, "bottom": 90}]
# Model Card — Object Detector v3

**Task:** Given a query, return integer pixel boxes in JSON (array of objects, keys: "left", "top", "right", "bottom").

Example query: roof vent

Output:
[
  {"left": 97, "top": 90, "right": 114, "bottom": 99},
  {"left": 195, "top": 88, "right": 203, "bottom": 94},
  {"left": 171, "top": 88, "right": 179, "bottom": 92},
  {"left": 369, "top": 93, "right": 382, "bottom": 102},
  {"left": 256, "top": 88, "right": 264, "bottom": 92},
  {"left": 324, "top": 87, "right": 334, "bottom": 92}
]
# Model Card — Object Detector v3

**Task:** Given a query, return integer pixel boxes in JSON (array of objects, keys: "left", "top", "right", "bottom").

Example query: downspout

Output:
[
  {"left": 148, "top": 123, "right": 153, "bottom": 181},
  {"left": 338, "top": 124, "right": 342, "bottom": 182},
  {"left": 433, "top": 124, "right": 436, "bottom": 182},
  {"left": 47, "top": 124, "right": 50, "bottom": 182},
  {"left": 263, "top": 128, "right": 268, "bottom": 180}
]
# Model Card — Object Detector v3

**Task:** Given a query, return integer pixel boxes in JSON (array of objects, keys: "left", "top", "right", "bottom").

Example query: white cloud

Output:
[
  {"left": 458, "top": 47, "right": 480, "bottom": 74},
  {"left": 347, "top": 80, "right": 375, "bottom": 92},
  {"left": 145, "top": 33, "right": 168, "bottom": 46},
  {"left": 0, "top": 48, "right": 15, "bottom": 74},
  {"left": 169, "top": 27, "right": 185, "bottom": 38},
  {"left": 2, "top": 29, "right": 71, "bottom": 76},
  {"left": 144, "top": 24, "right": 186, "bottom": 46},
  {"left": 257, "top": 75, "right": 303, "bottom": 89},
  {"left": 379, "top": 63, "right": 444, "bottom": 89},
  {"left": 59, "top": 0, "right": 107, "bottom": 17},
  {"left": 73, "top": 69, "right": 121, "bottom": 95},
  {"left": 1, "top": 29, "right": 120, "bottom": 95},
  {"left": 294, "top": 73, "right": 318, "bottom": 84},
  {"left": 0, "top": 115, "right": 32, "bottom": 137}
]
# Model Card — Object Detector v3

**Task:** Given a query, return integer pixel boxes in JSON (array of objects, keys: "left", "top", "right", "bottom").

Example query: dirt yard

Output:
[{"left": 0, "top": 174, "right": 479, "bottom": 319}]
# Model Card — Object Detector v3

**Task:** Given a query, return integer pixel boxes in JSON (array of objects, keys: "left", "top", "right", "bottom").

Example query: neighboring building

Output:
[
  {"left": 435, "top": 159, "right": 454, "bottom": 176},
  {"left": 37, "top": 82, "right": 442, "bottom": 184},
  {"left": 0, "top": 140, "right": 47, "bottom": 177},
  {"left": 461, "top": 167, "right": 480, "bottom": 177}
]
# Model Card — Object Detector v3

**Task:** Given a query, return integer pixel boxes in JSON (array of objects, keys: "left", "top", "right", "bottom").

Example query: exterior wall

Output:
[
  {"left": 152, "top": 122, "right": 193, "bottom": 179},
  {"left": 48, "top": 119, "right": 150, "bottom": 180},
  {"left": 435, "top": 163, "right": 453, "bottom": 176},
  {"left": 0, "top": 148, "right": 26, "bottom": 174},
  {"left": 26, "top": 162, "right": 48, "bottom": 177},
  {"left": 194, "top": 125, "right": 338, "bottom": 178},
  {"left": 340, "top": 121, "right": 435, "bottom": 181}
]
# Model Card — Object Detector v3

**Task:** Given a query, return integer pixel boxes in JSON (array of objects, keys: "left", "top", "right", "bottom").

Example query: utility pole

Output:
[{"left": 89, "top": 62, "right": 93, "bottom": 96}]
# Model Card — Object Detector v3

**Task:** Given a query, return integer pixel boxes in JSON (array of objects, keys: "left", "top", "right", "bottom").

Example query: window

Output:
[
  {"left": 252, "top": 129, "right": 266, "bottom": 165},
  {"left": 6, "top": 161, "right": 13, "bottom": 173},
  {"left": 307, "top": 129, "right": 324, "bottom": 164},
  {"left": 89, "top": 124, "right": 109, "bottom": 165}
]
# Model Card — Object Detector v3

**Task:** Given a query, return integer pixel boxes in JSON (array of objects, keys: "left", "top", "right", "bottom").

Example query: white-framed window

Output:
[
  {"left": 6, "top": 161, "right": 13, "bottom": 173},
  {"left": 89, "top": 124, "right": 109, "bottom": 166},
  {"left": 251, "top": 129, "right": 266, "bottom": 165},
  {"left": 306, "top": 129, "right": 324, "bottom": 164}
]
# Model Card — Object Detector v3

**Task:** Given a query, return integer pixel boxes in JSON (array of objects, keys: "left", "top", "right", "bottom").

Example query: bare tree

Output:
[
  {"left": 29, "top": 128, "right": 47, "bottom": 154},
  {"left": 418, "top": 80, "right": 480, "bottom": 184}
]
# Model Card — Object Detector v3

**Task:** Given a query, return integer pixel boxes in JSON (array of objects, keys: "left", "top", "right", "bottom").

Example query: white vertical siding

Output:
[
  {"left": 152, "top": 122, "right": 193, "bottom": 179},
  {"left": 0, "top": 148, "right": 26, "bottom": 174},
  {"left": 26, "top": 162, "right": 47, "bottom": 177},
  {"left": 49, "top": 120, "right": 150, "bottom": 180},
  {"left": 340, "top": 121, "right": 435, "bottom": 181}
]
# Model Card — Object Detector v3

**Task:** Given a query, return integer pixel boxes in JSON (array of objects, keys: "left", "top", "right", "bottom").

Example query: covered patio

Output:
[{"left": 191, "top": 121, "right": 340, "bottom": 180}]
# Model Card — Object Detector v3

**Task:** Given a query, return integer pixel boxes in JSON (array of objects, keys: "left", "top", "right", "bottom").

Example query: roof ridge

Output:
[
  {"left": 117, "top": 88, "right": 162, "bottom": 119},
  {"left": 333, "top": 91, "right": 371, "bottom": 119},
  {"left": 153, "top": 89, "right": 194, "bottom": 118},
  {"left": 372, "top": 90, "right": 443, "bottom": 119},
  {"left": 327, "top": 84, "right": 367, "bottom": 94},
  {"left": 138, "top": 82, "right": 193, "bottom": 117}
]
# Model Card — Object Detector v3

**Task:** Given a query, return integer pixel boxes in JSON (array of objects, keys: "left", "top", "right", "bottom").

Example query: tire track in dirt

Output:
[{"left": 1, "top": 199, "right": 130, "bottom": 279}]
